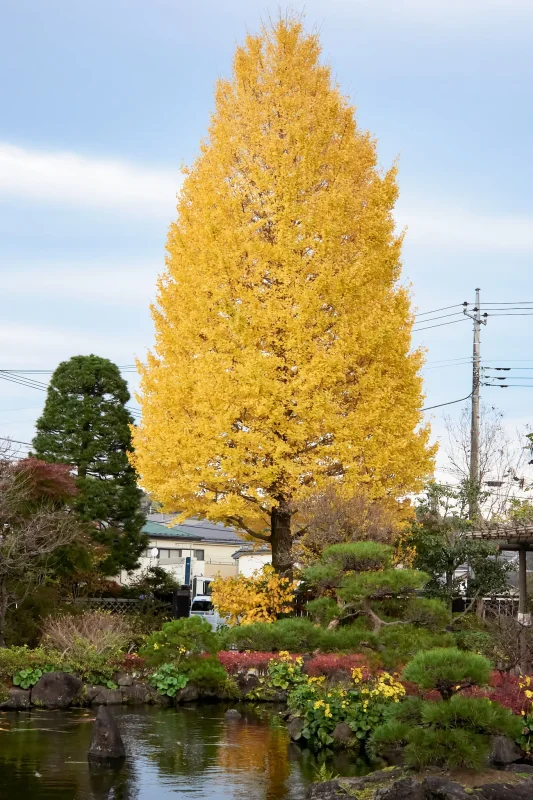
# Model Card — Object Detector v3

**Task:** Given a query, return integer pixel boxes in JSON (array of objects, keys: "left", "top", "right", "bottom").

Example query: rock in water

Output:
[
  {"left": 31, "top": 672, "right": 83, "bottom": 709},
  {"left": 88, "top": 706, "right": 126, "bottom": 762},
  {"left": 224, "top": 709, "right": 242, "bottom": 720}
]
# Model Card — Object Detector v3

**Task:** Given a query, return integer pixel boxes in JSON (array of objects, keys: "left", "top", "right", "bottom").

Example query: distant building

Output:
[
  {"left": 118, "top": 516, "right": 244, "bottom": 586},
  {"left": 232, "top": 544, "right": 272, "bottom": 577}
]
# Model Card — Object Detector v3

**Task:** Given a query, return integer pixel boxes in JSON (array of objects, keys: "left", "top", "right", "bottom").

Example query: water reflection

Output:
[{"left": 0, "top": 705, "right": 364, "bottom": 800}]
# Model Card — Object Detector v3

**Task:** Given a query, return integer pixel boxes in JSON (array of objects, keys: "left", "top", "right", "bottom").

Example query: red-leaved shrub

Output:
[
  {"left": 305, "top": 653, "right": 368, "bottom": 678},
  {"left": 217, "top": 651, "right": 275, "bottom": 675}
]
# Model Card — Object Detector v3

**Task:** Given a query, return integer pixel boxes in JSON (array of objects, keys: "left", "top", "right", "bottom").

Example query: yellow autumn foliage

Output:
[
  {"left": 211, "top": 564, "right": 296, "bottom": 625},
  {"left": 131, "top": 17, "right": 435, "bottom": 570}
]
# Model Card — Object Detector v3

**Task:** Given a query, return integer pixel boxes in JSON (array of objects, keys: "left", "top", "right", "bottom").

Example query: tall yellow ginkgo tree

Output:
[{"left": 131, "top": 17, "right": 435, "bottom": 575}]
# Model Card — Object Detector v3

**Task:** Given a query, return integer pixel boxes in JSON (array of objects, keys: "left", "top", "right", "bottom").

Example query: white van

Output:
[{"left": 190, "top": 594, "right": 225, "bottom": 630}]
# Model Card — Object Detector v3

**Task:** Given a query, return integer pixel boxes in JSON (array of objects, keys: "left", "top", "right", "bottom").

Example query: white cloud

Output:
[
  {"left": 0, "top": 324, "right": 137, "bottom": 369},
  {"left": 396, "top": 206, "right": 533, "bottom": 254},
  {"left": 0, "top": 143, "right": 179, "bottom": 217},
  {"left": 0, "top": 262, "right": 160, "bottom": 305}
]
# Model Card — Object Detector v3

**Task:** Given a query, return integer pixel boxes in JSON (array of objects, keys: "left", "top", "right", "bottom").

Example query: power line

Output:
[
  {"left": 413, "top": 311, "right": 466, "bottom": 325},
  {"left": 0, "top": 373, "right": 48, "bottom": 392},
  {"left": 413, "top": 318, "right": 469, "bottom": 333},
  {"left": 414, "top": 303, "right": 466, "bottom": 317},
  {"left": 0, "top": 436, "right": 32, "bottom": 446},
  {"left": 421, "top": 391, "right": 473, "bottom": 412}
]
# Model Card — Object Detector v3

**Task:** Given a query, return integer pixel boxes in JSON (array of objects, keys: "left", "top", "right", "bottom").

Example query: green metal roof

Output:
[{"left": 142, "top": 521, "right": 198, "bottom": 539}]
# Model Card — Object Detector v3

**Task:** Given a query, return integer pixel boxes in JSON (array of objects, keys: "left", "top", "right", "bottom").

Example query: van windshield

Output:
[{"left": 191, "top": 600, "right": 213, "bottom": 612}]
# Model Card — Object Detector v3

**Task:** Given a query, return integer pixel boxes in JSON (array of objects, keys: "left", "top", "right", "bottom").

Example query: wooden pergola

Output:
[{"left": 470, "top": 520, "right": 533, "bottom": 618}]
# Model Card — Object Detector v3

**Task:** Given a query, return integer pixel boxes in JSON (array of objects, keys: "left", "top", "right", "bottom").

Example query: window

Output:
[
  {"left": 194, "top": 550, "right": 205, "bottom": 560},
  {"left": 159, "top": 549, "right": 182, "bottom": 559},
  {"left": 191, "top": 600, "right": 213, "bottom": 612}
]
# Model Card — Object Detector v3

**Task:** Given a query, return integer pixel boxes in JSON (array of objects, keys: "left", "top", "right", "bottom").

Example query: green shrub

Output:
[
  {"left": 65, "top": 651, "right": 118, "bottom": 687},
  {"left": 404, "top": 727, "right": 490, "bottom": 770},
  {"left": 377, "top": 627, "right": 455, "bottom": 670},
  {"left": 140, "top": 616, "right": 218, "bottom": 667},
  {"left": 366, "top": 720, "right": 411, "bottom": 759},
  {"left": 306, "top": 598, "right": 339, "bottom": 626},
  {"left": 321, "top": 542, "right": 394, "bottom": 572},
  {"left": 404, "top": 598, "right": 451, "bottom": 629},
  {"left": 185, "top": 656, "right": 229, "bottom": 691},
  {"left": 0, "top": 646, "right": 62, "bottom": 682},
  {"left": 402, "top": 647, "right": 491, "bottom": 700},
  {"left": 150, "top": 663, "right": 188, "bottom": 697},
  {"left": 421, "top": 695, "right": 522, "bottom": 738},
  {"left": 220, "top": 617, "right": 322, "bottom": 653},
  {"left": 370, "top": 648, "right": 521, "bottom": 770}
]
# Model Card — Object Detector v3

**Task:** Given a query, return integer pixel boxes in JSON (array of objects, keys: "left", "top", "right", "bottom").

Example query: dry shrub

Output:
[
  {"left": 42, "top": 611, "right": 131, "bottom": 657},
  {"left": 295, "top": 486, "right": 409, "bottom": 562}
]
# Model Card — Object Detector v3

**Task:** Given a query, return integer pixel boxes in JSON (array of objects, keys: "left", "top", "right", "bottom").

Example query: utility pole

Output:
[{"left": 463, "top": 288, "right": 487, "bottom": 519}]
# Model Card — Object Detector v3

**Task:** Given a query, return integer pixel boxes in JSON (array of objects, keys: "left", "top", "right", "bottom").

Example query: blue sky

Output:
[{"left": 1, "top": 0, "right": 532, "bottom": 474}]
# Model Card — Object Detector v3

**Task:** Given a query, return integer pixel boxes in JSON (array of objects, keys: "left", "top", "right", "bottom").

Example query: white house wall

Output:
[{"left": 118, "top": 538, "right": 239, "bottom": 586}]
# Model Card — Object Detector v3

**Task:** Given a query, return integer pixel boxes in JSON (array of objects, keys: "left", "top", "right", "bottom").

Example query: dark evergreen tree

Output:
[{"left": 32, "top": 355, "right": 147, "bottom": 574}]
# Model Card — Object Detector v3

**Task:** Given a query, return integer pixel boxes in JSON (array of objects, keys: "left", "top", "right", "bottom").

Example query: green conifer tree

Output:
[{"left": 32, "top": 355, "right": 146, "bottom": 574}]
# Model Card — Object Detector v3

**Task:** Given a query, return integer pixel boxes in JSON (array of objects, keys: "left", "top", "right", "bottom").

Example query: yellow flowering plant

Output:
[
  {"left": 287, "top": 667, "right": 405, "bottom": 751},
  {"left": 267, "top": 652, "right": 306, "bottom": 690}
]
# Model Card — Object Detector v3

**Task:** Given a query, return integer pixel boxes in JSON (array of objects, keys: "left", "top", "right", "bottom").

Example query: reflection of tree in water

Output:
[
  {"left": 127, "top": 704, "right": 221, "bottom": 777},
  {"left": 217, "top": 710, "right": 292, "bottom": 800}
]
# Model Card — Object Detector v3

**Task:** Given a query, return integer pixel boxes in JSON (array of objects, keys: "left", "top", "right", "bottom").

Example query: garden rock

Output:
[
  {"left": 32, "top": 672, "right": 83, "bottom": 709},
  {"left": 374, "top": 777, "right": 426, "bottom": 800},
  {"left": 419, "top": 776, "right": 472, "bottom": 799},
  {"left": 489, "top": 736, "right": 523, "bottom": 765},
  {"left": 114, "top": 672, "right": 133, "bottom": 687},
  {"left": 0, "top": 687, "right": 31, "bottom": 710},
  {"left": 331, "top": 722, "right": 353, "bottom": 746},
  {"left": 87, "top": 706, "right": 126, "bottom": 762},
  {"left": 478, "top": 782, "right": 533, "bottom": 800},
  {"left": 504, "top": 764, "right": 533, "bottom": 774},
  {"left": 307, "top": 768, "right": 404, "bottom": 799},
  {"left": 121, "top": 683, "right": 152, "bottom": 705},
  {"left": 176, "top": 683, "right": 199, "bottom": 703},
  {"left": 237, "top": 672, "right": 260, "bottom": 695},
  {"left": 287, "top": 717, "right": 304, "bottom": 741},
  {"left": 89, "top": 687, "right": 123, "bottom": 705},
  {"left": 225, "top": 708, "right": 242, "bottom": 720}
]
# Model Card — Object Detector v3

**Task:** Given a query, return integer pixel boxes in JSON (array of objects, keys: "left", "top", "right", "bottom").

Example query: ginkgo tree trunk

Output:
[{"left": 131, "top": 17, "right": 435, "bottom": 576}]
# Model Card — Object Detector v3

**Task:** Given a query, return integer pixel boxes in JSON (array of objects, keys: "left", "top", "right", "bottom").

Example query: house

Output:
[
  {"left": 232, "top": 544, "right": 272, "bottom": 577},
  {"left": 118, "top": 516, "right": 244, "bottom": 587}
]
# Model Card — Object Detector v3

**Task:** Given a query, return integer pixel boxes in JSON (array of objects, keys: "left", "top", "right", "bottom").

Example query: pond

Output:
[{"left": 0, "top": 704, "right": 369, "bottom": 799}]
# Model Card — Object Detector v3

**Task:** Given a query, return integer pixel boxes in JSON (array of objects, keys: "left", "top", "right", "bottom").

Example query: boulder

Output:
[
  {"left": 225, "top": 708, "right": 242, "bottom": 720},
  {"left": 287, "top": 717, "right": 304, "bottom": 741},
  {"left": 331, "top": 722, "right": 353, "bottom": 746},
  {"left": 504, "top": 764, "right": 533, "bottom": 774},
  {"left": 89, "top": 687, "right": 123, "bottom": 705},
  {"left": 489, "top": 735, "right": 524, "bottom": 765},
  {"left": 419, "top": 776, "right": 472, "bottom": 799},
  {"left": 479, "top": 782, "right": 533, "bottom": 800},
  {"left": 237, "top": 673, "right": 260, "bottom": 695},
  {"left": 0, "top": 687, "right": 31, "bottom": 710},
  {"left": 87, "top": 706, "right": 126, "bottom": 762},
  {"left": 307, "top": 768, "right": 405, "bottom": 799},
  {"left": 114, "top": 672, "right": 133, "bottom": 687},
  {"left": 374, "top": 777, "right": 426, "bottom": 800},
  {"left": 175, "top": 683, "right": 199, "bottom": 703},
  {"left": 32, "top": 672, "right": 83, "bottom": 709},
  {"left": 121, "top": 683, "right": 152, "bottom": 705}
]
